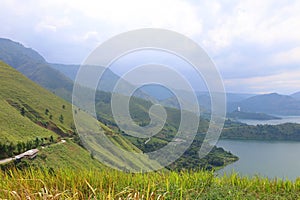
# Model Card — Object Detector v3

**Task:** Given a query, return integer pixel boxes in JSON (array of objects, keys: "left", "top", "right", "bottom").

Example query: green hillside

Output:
[
  {"left": 222, "top": 123, "right": 300, "bottom": 141},
  {"left": 0, "top": 61, "right": 148, "bottom": 170},
  {"left": 0, "top": 38, "right": 73, "bottom": 101},
  {"left": 31, "top": 140, "right": 105, "bottom": 170},
  {"left": 0, "top": 61, "right": 74, "bottom": 142}
]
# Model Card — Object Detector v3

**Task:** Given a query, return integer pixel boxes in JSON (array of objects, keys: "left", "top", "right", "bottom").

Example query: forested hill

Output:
[{"left": 222, "top": 123, "right": 300, "bottom": 140}]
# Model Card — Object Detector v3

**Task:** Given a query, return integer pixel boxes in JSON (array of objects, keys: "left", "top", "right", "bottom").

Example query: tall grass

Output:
[{"left": 1, "top": 167, "right": 300, "bottom": 199}]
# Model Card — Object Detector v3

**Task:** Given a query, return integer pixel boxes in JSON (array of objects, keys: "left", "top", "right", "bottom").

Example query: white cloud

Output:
[
  {"left": 271, "top": 47, "right": 300, "bottom": 65},
  {"left": 0, "top": 0, "right": 299, "bottom": 93},
  {"left": 35, "top": 16, "right": 72, "bottom": 33},
  {"left": 224, "top": 69, "right": 300, "bottom": 94},
  {"left": 201, "top": 0, "right": 300, "bottom": 53}
]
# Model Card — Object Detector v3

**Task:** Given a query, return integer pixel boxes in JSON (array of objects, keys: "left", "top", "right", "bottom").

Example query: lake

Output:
[
  {"left": 217, "top": 139, "right": 300, "bottom": 180},
  {"left": 238, "top": 115, "right": 300, "bottom": 125}
]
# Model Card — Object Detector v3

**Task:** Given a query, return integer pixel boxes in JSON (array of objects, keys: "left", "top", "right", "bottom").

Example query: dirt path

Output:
[{"left": 0, "top": 157, "right": 14, "bottom": 165}]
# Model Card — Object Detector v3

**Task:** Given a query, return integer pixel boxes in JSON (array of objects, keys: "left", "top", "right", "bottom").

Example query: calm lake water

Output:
[
  {"left": 217, "top": 139, "right": 300, "bottom": 180},
  {"left": 238, "top": 115, "right": 300, "bottom": 125}
]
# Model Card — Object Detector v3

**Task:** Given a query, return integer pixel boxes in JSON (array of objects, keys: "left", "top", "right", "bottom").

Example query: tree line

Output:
[{"left": 0, "top": 136, "right": 55, "bottom": 159}]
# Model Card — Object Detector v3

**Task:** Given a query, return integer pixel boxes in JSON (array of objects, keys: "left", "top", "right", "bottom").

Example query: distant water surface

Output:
[
  {"left": 217, "top": 139, "right": 300, "bottom": 180},
  {"left": 238, "top": 115, "right": 300, "bottom": 125}
]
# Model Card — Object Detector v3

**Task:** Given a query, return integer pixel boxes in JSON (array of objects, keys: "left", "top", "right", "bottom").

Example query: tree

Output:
[
  {"left": 49, "top": 114, "right": 53, "bottom": 120},
  {"left": 26, "top": 141, "right": 33, "bottom": 150},
  {"left": 20, "top": 107, "right": 25, "bottom": 116},
  {"left": 59, "top": 114, "right": 64, "bottom": 123},
  {"left": 17, "top": 142, "right": 23, "bottom": 154},
  {"left": 50, "top": 135, "right": 54, "bottom": 143},
  {"left": 45, "top": 108, "right": 49, "bottom": 115},
  {"left": 62, "top": 105, "right": 66, "bottom": 109},
  {"left": 70, "top": 123, "right": 76, "bottom": 132},
  {"left": 34, "top": 137, "right": 40, "bottom": 148}
]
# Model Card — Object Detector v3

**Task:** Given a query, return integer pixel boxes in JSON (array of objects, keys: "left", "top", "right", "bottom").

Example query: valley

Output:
[{"left": 0, "top": 37, "right": 299, "bottom": 199}]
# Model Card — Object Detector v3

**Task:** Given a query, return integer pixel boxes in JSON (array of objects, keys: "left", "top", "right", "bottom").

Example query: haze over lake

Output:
[{"left": 237, "top": 115, "right": 300, "bottom": 125}]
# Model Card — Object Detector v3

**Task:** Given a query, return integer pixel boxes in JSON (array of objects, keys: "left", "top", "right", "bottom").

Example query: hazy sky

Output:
[{"left": 1, "top": 0, "right": 300, "bottom": 94}]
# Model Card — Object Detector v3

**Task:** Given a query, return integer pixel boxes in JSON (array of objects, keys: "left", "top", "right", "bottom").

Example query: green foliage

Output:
[
  {"left": 1, "top": 167, "right": 300, "bottom": 199},
  {"left": 45, "top": 108, "right": 49, "bottom": 115},
  {"left": 59, "top": 114, "right": 64, "bottom": 123},
  {"left": 0, "top": 136, "right": 54, "bottom": 159},
  {"left": 94, "top": 90, "right": 235, "bottom": 171},
  {"left": 222, "top": 123, "right": 300, "bottom": 140},
  {"left": 20, "top": 107, "right": 25, "bottom": 116}
]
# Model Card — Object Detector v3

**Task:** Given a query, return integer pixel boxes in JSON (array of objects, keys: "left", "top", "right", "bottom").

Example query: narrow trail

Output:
[{"left": 0, "top": 157, "right": 13, "bottom": 165}]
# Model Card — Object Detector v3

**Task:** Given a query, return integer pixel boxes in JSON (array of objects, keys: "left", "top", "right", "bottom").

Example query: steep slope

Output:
[
  {"left": 0, "top": 38, "right": 73, "bottom": 101},
  {"left": 0, "top": 39, "right": 238, "bottom": 171},
  {"left": 0, "top": 61, "right": 74, "bottom": 142},
  {"left": 0, "top": 61, "right": 150, "bottom": 170},
  {"left": 50, "top": 63, "right": 153, "bottom": 100},
  {"left": 50, "top": 63, "right": 121, "bottom": 92},
  {"left": 228, "top": 93, "right": 300, "bottom": 115}
]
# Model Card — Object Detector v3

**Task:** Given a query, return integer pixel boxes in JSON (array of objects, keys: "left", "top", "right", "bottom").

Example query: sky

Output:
[{"left": 0, "top": 0, "right": 300, "bottom": 94}]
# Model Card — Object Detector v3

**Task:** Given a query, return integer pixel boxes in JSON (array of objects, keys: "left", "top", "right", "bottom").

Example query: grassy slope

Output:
[
  {"left": 0, "top": 61, "right": 73, "bottom": 142},
  {"left": 0, "top": 98, "right": 55, "bottom": 142},
  {"left": 32, "top": 140, "right": 104, "bottom": 170},
  {"left": 0, "top": 61, "right": 149, "bottom": 171}
]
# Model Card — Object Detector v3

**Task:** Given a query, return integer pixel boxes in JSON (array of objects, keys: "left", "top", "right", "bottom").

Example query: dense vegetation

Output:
[
  {"left": 1, "top": 167, "right": 300, "bottom": 199},
  {"left": 222, "top": 123, "right": 300, "bottom": 141},
  {"left": 0, "top": 136, "right": 55, "bottom": 159},
  {"left": 94, "top": 90, "right": 238, "bottom": 170}
]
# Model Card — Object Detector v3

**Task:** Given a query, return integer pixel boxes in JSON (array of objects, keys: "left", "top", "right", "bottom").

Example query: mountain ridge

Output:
[
  {"left": 0, "top": 38, "right": 74, "bottom": 101},
  {"left": 228, "top": 93, "right": 300, "bottom": 115}
]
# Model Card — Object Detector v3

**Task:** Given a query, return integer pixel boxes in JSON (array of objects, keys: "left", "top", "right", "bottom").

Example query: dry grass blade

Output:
[{"left": 85, "top": 179, "right": 96, "bottom": 196}]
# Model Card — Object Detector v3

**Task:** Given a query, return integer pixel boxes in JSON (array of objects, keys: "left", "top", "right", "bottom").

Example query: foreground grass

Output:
[{"left": 1, "top": 167, "right": 300, "bottom": 199}]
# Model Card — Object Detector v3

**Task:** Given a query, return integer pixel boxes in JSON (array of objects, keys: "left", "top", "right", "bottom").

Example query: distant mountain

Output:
[
  {"left": 195, "top": 92, "right": 255, "bottom": 113},
  {"left": 228, "top": 93, "right": 300, "bottom": 115},
  {"left": 291, "top": 92, "right": 300, "bottom": 100},
  {"left": 50, "top": 63, "right": 153, "bottom": 101},
  {"left": 0, "top": 38, "right": 73, "bottom": 101},
  {"left": 50, "top": 63, "right": 118, "bottom": 92},
  {"left": 225, "top": 93, "right": 256, "bottom": 102}
]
